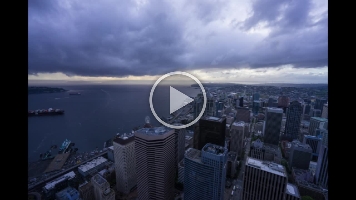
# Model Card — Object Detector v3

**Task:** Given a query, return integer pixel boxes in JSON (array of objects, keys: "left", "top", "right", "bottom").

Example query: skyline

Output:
[{"left": 28, "top": 0, "right": 328, "bottom": 84}]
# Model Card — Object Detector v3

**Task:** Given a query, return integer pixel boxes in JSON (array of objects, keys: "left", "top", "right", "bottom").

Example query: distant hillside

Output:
[{"left": 28, "top": 86, "right": 68, "bottom": 94}]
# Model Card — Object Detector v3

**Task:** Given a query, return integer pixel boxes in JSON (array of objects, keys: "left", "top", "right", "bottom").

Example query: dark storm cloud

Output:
[
  {"left": 29, "top": 0, "right": 188, "bottom": 77},
  {"left": 241, "top": 0, "right": 328, "bottom": 68},
  {"left": 28, "top": 0, "right": 328, "bottom": 78}
]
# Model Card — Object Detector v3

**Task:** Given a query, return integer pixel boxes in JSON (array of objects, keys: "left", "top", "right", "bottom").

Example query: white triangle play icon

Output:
[{"left": 170, "top": 86, "right": 194, "bottom": 114}]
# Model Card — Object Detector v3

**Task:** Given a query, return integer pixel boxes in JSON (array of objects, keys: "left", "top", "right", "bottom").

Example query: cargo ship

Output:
[
  {"left": 28, "top": 108, "right": 64, "bottom": 116},
  {"left": 58, "top": 139, "right": 71, "bottom": 154}
]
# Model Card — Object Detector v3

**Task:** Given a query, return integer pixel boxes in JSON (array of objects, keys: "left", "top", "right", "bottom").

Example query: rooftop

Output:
[
  {"left": 44, "top": 171, "right": 76, "bottom": 191},
  {"left": 116, "top": 132, "right": 134, "bottom": 140},
  {"left": 56, "top": 186, "right": 79, "bottom": 200},
  {"left": 185, "top": 148, "right": 202, "bottom": 163},
  {"left": 135, "top": 126, "right": 172, "bottom": 136},
  {"left": 232, "top": 121, "right": 245, "bottom": 127},
  {"left": 246, "top": 157, "right": 286, "bottom": 177},
  {"left": 78, "top": 156, "right": 107, "bottom": 173},
  {"left": 92, "top": 173, "right": 107, "bottom": 185},
  {"left": 286, "top": 183, "right": 300, "bottom": 197},
  {"left": 203, "top": 116, "right": 225, "bottom": 122},
  {"left": 266, "top": 107, "right": 283, "bottom": 113},
  {"left": 113, "top": 132, "right": 135, "bottom": 144},
  {"left": 291, "top": 140, "right": 312, "bottom": 150},
  {"left": 202, "top": 143, "right": 227, "bottom": 155},
  {"left": 310, "top": 117, "right": 328, "bottom": 122}
]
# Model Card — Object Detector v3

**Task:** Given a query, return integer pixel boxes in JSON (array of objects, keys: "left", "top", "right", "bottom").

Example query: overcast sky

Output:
[{"left": 28, "top": 0, "right": 328, "bottom": 84}]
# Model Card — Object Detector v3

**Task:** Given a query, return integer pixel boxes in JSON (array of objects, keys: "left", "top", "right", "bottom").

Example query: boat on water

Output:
[
  {"left": 28, "top": 108, "right": 64, "bottom": 116},
  {"left": 69, "top": 92, "right": 81, "bottom": 95},
  {"left": 58, "top": 139, "right": 71, "bottom": 154},
  {"left": 40, "top": 150, "right": 54, "bottom": 160}
]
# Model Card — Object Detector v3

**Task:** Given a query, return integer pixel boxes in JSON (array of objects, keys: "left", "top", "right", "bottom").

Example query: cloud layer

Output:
[{"left": 28, "top": 0, "right": 328, "bottom": 78}]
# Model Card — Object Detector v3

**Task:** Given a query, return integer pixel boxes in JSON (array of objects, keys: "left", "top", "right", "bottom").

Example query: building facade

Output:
[
  {"left": 184, "top": 144, "right": 228, "bottom": 200},
  {"left": 285, "top": 100, "right": 302, "bottom": 140},
  {"left": 308, "top": 117, "right": 328, "bottom": 136},
  {"left": 113, "top": 132, "right": 137, "bottom": 194},
  {"left": 230, "top": 121, "right": 245, "bottom": 157},
  {"left": 236, "top": 106, "right": 250, "bottom": 123},
  {"left": 243, "top": 157, "right": 287, "bottom": 200},
  {"left": 91, "top": 174, "right": 115, "bottom": 200},
  {"left": 135, "top": 127, "right": 176, "bottom": 200},
  {"left": 289, "top": 140, "right": 312, "bottom": 170},
  {"left": 264, "top": 107, "right": 283, "bottom": 146},
  {"left": 315, "top": 144, "right": 328, "bottom": 189},
  {"left": 195, "top": 116, "right": 226, "bottom": 150}
]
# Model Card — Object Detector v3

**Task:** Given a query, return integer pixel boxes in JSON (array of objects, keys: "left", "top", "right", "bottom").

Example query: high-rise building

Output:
[
  {"left": 264, "top": 107, "right": 283, "bottom": 146},
  {"left": 253, "top": 93, "right": 260, "bottom": 101},
  {"left": 173, "top": 125, "right": 187, "bottom": 165},
  {"left": 285, "top": 100, "right": 303, "bottom": 140},
  {"left": 315, "top": 122, "right": 328, "bottom": 146},
  {"left": 303, "top": 135, "right": 322, "bottom": 161},
  {"left": 194, "top": 116, "right": 226, "bottom": 150},
  {"left": 252, "top": 100, "right": 260, "bottom": 115},
  {"left": 78, "top": 181, "right": 95, "bottom": 200},
  {"left": 315, "top": 144, "right": 328, "bottom": 189},
  {"left": 236, "top": 106, "right": 250, "bottom": 123},
  {"left": 308, "top": 117, "right": 328, "bottom": 136},
  {"left": 230, "top": 121, "right": 245, "bottom": 157},
  {"left": 91, "top": 174, "right": 115, "bottom": 200},
  {"left": 113, "top": 132, "right": 137, "bottom": 194},
  {"left": 314, "top": 98, "right": 327, "bottom": 113},
  {"left": 238, "top": 97, "right": 244, "bottom": 107},
  {"left": 288, "top": 140, "right": 312, "bottom": 170},
  {"left": 243, "top": 157, "right": 287, "bottom": 200},
  {"left": 184, "top": 144, "right": 228, "bottom": 200},
  {"left": 134, "top": 127, "right": 175, "bottom": 200},
  {"left": 321, "top": 104, "right": 328, "bottom": 119}
]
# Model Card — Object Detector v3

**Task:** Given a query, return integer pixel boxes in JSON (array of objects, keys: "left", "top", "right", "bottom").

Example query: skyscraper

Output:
[
  {"left": 91, "top": 174, "right": 115, "bottom": 200},
  {"left": 264, "top": 107, "right": 283, "bottom": 146},
  {"left": 230, "top": 121, "right": 245, "bottom": 158},
  {"left": 173, "top": 124, "right": 187, "bottom": 165},
  {"left": 134, "top": 127, "right": 176, "bottom": 200},
  {"left": 194, "top": 116, "right": 226, "bottom": 150},
  {"left": 315, "top": 144, "right": 328, "bottom": 189},
  {"left": 278, "top": 95, "right": 290, "bottom": 113},
  {"left": 308, "top": 117, "right": 328, "bottom": 136},
  {"left": 238, "top": 97, "right": 244, "bottom": 107},
  {"left": 285, "top": 100, "right": 303, "bottom": 140},
  {"left": 243, "top": 157, "right": 287, "bottom": 200},
  {"left": 113, "top": 132, "right": 137, "bottom": 194},
  {"left": 289, "top": 140, "right": 312, "bottom": 170},
  {"left": 184, "top": 144, "right": 228, "bottom": 200},
  {"left": 252, "top": 100, "right": 260, "bottom": 115},
  {"left": 314, "top": 98, "right": 327, "bottom": 113},
  {"left": 321, "top": 104, "right": 328, "bottom": 119}
]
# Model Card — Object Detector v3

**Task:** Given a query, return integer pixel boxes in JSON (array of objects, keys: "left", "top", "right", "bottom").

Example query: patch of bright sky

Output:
[{"left": 29, "top": 65, "right": 327, "bottom": 84}]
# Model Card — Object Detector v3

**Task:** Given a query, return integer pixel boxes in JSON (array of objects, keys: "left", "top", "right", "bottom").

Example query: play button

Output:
[
  {"left": 149, "top": 71, "right": 207, "bottom": 129},
  {"left": 170, "top": 86, "right": 194, "bottom": 114}
]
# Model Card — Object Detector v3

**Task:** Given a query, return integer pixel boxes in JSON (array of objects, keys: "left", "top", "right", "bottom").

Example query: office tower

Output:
[
  {"left": 285, "top": 183, "right": 301, "bottom": 200},
  {"left": 253, "top": 93, "right": 260, "bottom": 101},
  {"left": 78, "top": 181, "right": 95, "bottom": 200},
  {"left": 113, "top": 132, "right": 137, "bottom": 194},
  {"left": 308, "top": 117, "right": 328, "bottom": 136},
  {"left": 278, "top": 95, "right": 290, "bottom": 113},
  {"left": 184, "top": 144, "right": 228, "bottom": 200},
  {"left": 230, "top": 121, "right": 245, "bottom": 157},
  {"left": 135, "top": 127, "right": 175, "bottom": 200},
  {"left": 315, "top": 122, "right": 328, "bottom": 146},
  {"left": 173, "top": 125, "right": 187, "bottom": 165},
  {"left": 226, "top": 151, "right": 237, "bottom": 178},
  {"left": 310, "top": 109, "right": 321, "bottom": 117},
  {"left": 315, "top": 145, "right": 328, "bottom": 189},
  {"left": 268, "top": 97, "right": 275, "bottom": 107},
  {"left": 303, "top": 135, "right": 322, "bottom": 161},
  {"left": 285, "top": 100, "right": 302, "bottom": 140},
  {"left": 195, "top": 116, "right": 226, "bottom": 150},
  {"left": 236, "top": 106, "right": 250, "bottom": 123},
  {"left": 91, "top": 174, "right": 115, "bottom": 200},
  {"left": 289, "top": 140, "right": 312, "bottom": 170},
  {"left": 238, "top": 97, "right": 243, "bottom": 107},
  {"left": 249, "top": 140, "right": 282, "bottom": 164},
  {"left": 321, "top": 104, "right": 328, "bottom": 119},
  {"left": 193, "top": 96, "right": 203, "bottom": 118},
  {"left": 226, "top": 116, "right": 234, "bottom": 125},
  {"left": 254, "top": 121, "right": 264, "bottom": 135},
  {"left": 252, "top": 100, "right": 260, "bottom": 115},
  {"left": 315, "top": 98, "right": 327, "bottom": 113},
  {"left": 243, "top": 157, "right": 287, "bottom": 200},
  {"left": 264, "top": 107, "right": 283, "bottom": 146},
  {"left": 206, "top": 99, "right": 215, "bottom": 116},
  {"left": 304, "top": 104, "right": 311, "bottom": 116}
]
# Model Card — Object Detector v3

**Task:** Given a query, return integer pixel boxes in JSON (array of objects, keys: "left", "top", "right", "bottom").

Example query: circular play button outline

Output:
[{"left": 149, "top": 71, "right": 207, "bottom": 129}]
